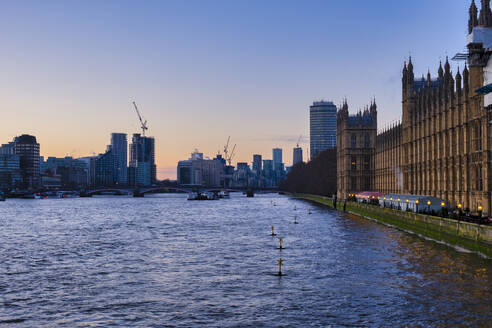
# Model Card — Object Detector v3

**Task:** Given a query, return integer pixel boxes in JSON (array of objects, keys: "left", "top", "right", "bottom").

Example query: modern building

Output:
[
  {"left": 310, "top": 101, "right": 337, "bottom": 159},
  {"left": 111, "top": 133, "right": 128, "bottom": 185},
  {"left": 129, "top": 133, "right": 156, "bottom": 186},
  {"left": 293, "top": 147, "right": 303, "bottom": 165},
  {"left": 273, "top": 148, "right": 282, "bottom": 168},
  {"left": 177, "top": 150, "right": 222, "bottom": 187},
  {"left": 0, "top": 154, "right": 22, "bottom": 189},
  {"left": 40, "top": 156, "right": 88, "bottom": 188},
  {"left": 252, "top": 154, "right": 262, "bottom": 173},
  {"left": 0, "top": 134, "right": 40, "bottom": 189},
  {"left": 95, "top": 146, "right": 114, "bottom": 186}
]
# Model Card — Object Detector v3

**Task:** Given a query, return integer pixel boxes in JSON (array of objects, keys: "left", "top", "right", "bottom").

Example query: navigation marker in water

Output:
[
  {"left": 294, "top": 216, "right": 298, "bottom": 224},
  {"left": 277, "top": 258, "right": 284, "bottom": 276},
  {"left": 278, "top": 237, "right": 284, "bottom": 250},
  {"left": 308, "top": 208, "right": 312, "bottom": 215},
  {"left": 271, "top": 225, "right": 277, "bottom": 236}
]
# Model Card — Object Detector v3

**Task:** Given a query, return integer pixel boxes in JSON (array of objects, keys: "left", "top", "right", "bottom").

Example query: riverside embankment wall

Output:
[{"left": 293, "top": 194, "right": 492, "bottom": 258}]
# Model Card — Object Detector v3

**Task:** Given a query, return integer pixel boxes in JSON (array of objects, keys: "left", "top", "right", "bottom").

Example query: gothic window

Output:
[
  {"left": 364, "top": 135, "right": 370, "bottom": 148},
  {"left": 363, "top": 155, "right": 370, "bottom": 171},
  {"left": 477, "top": 165, "right": 483, "bottom": 191},
  {"left": 351, "top": 156, "right": 357, "bottom": 171},
  {"left": 351, "top": 135, "right": 357, "bottom": 148}
]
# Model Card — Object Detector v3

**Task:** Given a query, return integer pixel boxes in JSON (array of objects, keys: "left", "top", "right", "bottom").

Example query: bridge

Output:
[{"left": 80, "top": 186, "right": 277, "bottom": 197}]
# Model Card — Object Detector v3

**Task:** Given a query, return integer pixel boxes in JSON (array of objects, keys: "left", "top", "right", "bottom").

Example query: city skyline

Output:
[{"left": 0, "top": 1, "right": 468, "bottom": 179}]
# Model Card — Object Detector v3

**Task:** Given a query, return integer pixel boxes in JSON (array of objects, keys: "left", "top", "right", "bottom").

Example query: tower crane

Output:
[
  {"left": 132, "top": 101, "right": 148, "bottom": 136},
  {"left": 227, "top": 144, "right": 236, "bottom": 166},
  {"left": 296, "top": 135, "right": 302, "bottom": 148}
]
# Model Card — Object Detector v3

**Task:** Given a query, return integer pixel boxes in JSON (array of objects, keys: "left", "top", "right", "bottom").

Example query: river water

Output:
[{"left": 0, "top": 193, "right": 491, "bottom": 327}]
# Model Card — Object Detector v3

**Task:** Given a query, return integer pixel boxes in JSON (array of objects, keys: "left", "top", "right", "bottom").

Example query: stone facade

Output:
[
  {"left": 336, "top": 100, "right": 377, "bottom": 199},
  {"left": 337, "top": 0, "right": 492, "bottom": 215}
]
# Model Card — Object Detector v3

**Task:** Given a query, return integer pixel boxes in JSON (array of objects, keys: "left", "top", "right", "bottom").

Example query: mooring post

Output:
[
  {"left": 271, "top": 225, "right": 277, "bottom": 236},
  {"left": 278, "top": 237, "right": 283, "bottom": 250},
  {"left": 277, "top": 258, "right": 283, "bottom": 276},
  {"left": 294, "top": 216, "right": 298, "bottom": 224}
]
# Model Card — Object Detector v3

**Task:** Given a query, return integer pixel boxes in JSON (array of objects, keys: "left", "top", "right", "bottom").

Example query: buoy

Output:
[
  {"left": 271, "top": 225, "right": 277, "bottom": 236},
  {"left": 294, "top": 205, "right": 296, "bottom": 210},
  {"left": 278, "top": 237, "right": 284, "bottom": 250},
  {"left": 308, "top": 208, "right": 312, "bottom": 214},
  {"left": 277, "top": 258, "right": 284, "bottom": 276},
  {"left": 294, "top": 216, "right": 298, "bottom": 224}
]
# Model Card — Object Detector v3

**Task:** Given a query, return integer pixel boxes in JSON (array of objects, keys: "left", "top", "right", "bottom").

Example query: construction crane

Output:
[
  {"left": 132, "top": 101, "right": 148, "bottom": 136},
  {"left": 227, "top": 144, "right": 236, "bottom": 166},
  {"left": 296, "top": 135, "right": 302, "bottom": 148}
]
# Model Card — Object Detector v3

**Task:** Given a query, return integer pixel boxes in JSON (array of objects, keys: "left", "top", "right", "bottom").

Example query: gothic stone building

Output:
[
  {"left": 338, "top": 0, "right": 492, "bottom": 215},
  {"left": 336, "top": 100, "right": 377, "bottom": 198}
]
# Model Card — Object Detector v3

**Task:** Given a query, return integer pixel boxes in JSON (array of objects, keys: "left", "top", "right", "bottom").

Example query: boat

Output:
[
  {"left": 219, "top": 190, "right": 230, "bottom": 199},
  {"left": 246, "top": 190, "right": 254, "bottom": 198},
  {"left": 22, "top": 193, "right": 41, "bottom": 199}
]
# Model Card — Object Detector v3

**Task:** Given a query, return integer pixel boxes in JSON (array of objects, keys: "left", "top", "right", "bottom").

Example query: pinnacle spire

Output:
[
  {"left": 469, "top": 0, "right": 479, "bottom": 33},
  {"left": 479, "top": 0, "right": 492, "bottom": 27}
]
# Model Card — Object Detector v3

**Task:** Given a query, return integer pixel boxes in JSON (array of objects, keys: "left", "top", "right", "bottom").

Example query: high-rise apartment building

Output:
[
  {"left": 129, "top": 133, "right": 156, "bottom": 186},
  {"left": 111, "top": 133, "right": 128, "bottom": 185},
  {"left": 310, "top": 101, "right": 337, "bottom": 159},
  {"left": 273, "top": 148, "right": 282, "bottom": 168},
  {"left": 293, "top": 147, "right": 303, "bottom": 165},
  {"left": 0, "top": 134, "right": 40, "bottom": 189},
  {"left": 252, "top": 154, "right": 262, "bottom": 173}
]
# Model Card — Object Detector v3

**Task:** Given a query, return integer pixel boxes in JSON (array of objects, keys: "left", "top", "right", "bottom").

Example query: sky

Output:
[{"left": 0, "top": 0, "right": 470, "bottom": 179}]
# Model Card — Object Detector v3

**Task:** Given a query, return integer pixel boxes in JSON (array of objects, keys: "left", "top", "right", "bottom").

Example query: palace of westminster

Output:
[{"left": 337, "top": 0, "right": 492, "bottom": 215}]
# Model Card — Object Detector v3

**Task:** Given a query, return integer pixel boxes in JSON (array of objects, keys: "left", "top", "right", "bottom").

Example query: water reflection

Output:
[{"left": 0, "top": 193, "right": 490, "bottom": 327}]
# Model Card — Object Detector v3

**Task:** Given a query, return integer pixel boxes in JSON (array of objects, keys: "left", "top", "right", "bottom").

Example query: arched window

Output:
[
  {"left": 364, "top": 134, "right": 371, "bottom": 148},
  {"left": 351, "top": 135, "right": 357, "bottom": 148}
]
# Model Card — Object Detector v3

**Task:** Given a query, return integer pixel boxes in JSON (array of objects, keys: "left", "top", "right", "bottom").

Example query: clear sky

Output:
[{"left": 0, "top": 0, "right": 469, "bottom": 179}]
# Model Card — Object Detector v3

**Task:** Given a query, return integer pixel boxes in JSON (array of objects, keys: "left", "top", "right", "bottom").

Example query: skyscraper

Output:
[
  {"left": 293, "top": 147, "right": 303, "bottom": 165},
  {"left": 111, "top": 133, "right": 128, "bottom": 185},
  {"left": 310, "top": 101, "right": 337, "bottom": 159},
  {"left": 273, "top": 148, "right": 282, "bottom": 168},
  {"left": 129, "top": 133, "right": 156, "bottom": 186},
  {"left": 252, "top": 154, "right": 262, "bottom": 173},
  {"left": 0, "top": 135, "right": 40, "bottom": 189}
]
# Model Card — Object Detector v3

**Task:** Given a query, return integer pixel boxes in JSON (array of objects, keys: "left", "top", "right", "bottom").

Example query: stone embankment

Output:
[{"left": 293, "top": 193, "right": 492, "bottom": 258}]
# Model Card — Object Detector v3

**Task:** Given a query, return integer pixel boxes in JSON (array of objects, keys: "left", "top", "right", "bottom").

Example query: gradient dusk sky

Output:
[{"left": 0, "top": 1, "right": 469, "bottom": 179}]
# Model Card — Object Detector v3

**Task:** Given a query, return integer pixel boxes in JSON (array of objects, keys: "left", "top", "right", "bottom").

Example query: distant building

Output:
[
  {"left": 293, "top": 147, "right": 303, "bottom": 165},
  {"left": 0, "top": 134, "right": 40, "bottom": 189},
  {"left": 95, "top": 146, "right": 114, "bottom": 186},
  {"left": 129, "top": 134, "right": 156, "bottom": 186},
  {"left": 0, "top": 154, "right": 22, "bottom": 189},
  {"left": 111, "top": 133, "right": 128, "bottom": 185},
  {"left": 310, "top": 101, "right": 337, "bottom": 159},
  {"left": 252, "top": 154, "right": 262, "bottom": 174},
  {"left": 177, "top": 150, "right": 222, "bottom": 187},
  {"left": 273, "top": 148, "right": 282, "bottom": 168},
  {"left": 40, "top": 156, "right": 88, "bottom": 188}
]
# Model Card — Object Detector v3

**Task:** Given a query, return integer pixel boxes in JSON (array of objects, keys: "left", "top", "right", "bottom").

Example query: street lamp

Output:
[
  {"left": 397, "top": 198, "right": 401, "bottom": 210},
  {"left": 478, "top": 205, "right": 483, "bottom": 217},
  {"left": 427, "top": 200, "right": 431, "bottom": 214},
  {"left": 441, "top": 202, "right": 446, "bottom": 218},
  {"left": 416, "top": 199, "right": 419, "bottom": 213}
]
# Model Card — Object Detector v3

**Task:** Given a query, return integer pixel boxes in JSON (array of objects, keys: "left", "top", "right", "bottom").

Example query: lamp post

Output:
[
  {"left": 457, "top": 203, "right": 462, "bottom": 218},
  {"left": 427, "top": 200, "right": 431, "bottom": 214},
  {"left": 415, "top": 199, "right": 419, "bottom": 213},
  {"left": 478, "top": 205, "right": 483, "bottom": 218},
  {"left": 441, "top": 202, "right": 446, "bottom": 218},
  {"left": 397, "top": 198, "right": 401, "bottom": 210},
  {"left": 405, "top": 199, "right": 409, "bottom": 211}
]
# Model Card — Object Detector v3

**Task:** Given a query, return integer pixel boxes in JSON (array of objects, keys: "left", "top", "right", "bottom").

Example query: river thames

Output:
[{"left": 1, "top": 193, "right": 491, "bottom": 327}]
